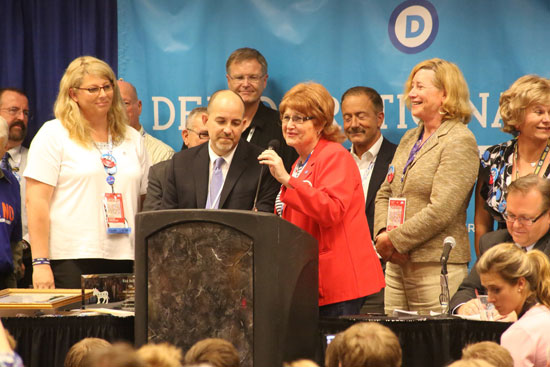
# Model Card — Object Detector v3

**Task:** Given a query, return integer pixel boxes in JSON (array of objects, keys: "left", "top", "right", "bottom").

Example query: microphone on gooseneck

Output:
[
  {"left": 440, "top": 236, "right": 456, "bottom": 265},
  {"left": 253, "top": 140, "right": 280, "bottom": 211}
]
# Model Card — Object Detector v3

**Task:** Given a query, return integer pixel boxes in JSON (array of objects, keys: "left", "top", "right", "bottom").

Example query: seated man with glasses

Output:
[
  {"left": 450, "top": 174, "right": 550, "bottom": 316},
  {"left": 225, "top": 47, "right": 297, "bottom": 171}
]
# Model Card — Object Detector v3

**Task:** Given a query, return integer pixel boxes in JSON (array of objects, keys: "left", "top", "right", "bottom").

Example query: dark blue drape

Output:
[{"left": 0, "top": 0, "right": 118, "bottom": 147}]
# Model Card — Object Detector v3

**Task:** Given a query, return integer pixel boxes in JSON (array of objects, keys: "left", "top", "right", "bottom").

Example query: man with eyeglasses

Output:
[
  {"left": 341, "top": 87, "right": 397, "bottom": 314},
  {"left": 0, "top": 88, "right": 31, "bottom": 286},
  {"left": 0, "top": 116, "right": 22, "bottom": 289},
  {"left": 143, "top": 107, "right": 209, "bottom": 211},
  {"left": 225, "top": 48, "right": 297, "bottom": 171},
  {"left": 117, "top": 80, "right": 174, "bottom": 165},
  {"left": 450, "top": 174, "right": 550, "bottom": 316}
]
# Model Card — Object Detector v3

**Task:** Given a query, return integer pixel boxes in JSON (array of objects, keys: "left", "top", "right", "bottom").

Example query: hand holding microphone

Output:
[
  {"left": 258, "top": 140, "right": 291, "bottom": 186},
  {"left": 254, "top": 140, "right": 281, "bottom": 211}
]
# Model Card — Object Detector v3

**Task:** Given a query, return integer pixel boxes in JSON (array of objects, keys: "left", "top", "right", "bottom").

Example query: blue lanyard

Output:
[{"left": 401, "top": 130, "right": 432, "bottom": 182}]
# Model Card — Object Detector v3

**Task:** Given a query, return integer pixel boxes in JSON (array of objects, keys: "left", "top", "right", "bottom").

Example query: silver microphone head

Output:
[{"left": 444, "top": 236, "right": 456, "bottom": 248}]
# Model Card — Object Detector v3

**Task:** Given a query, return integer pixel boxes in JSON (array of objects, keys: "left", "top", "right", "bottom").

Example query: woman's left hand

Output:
[
  {"left": 375, "top": 231, "right": 409, "bottom": 265},
  {"left": 258, "top": 149, "right": 291, "bottom": 187}
]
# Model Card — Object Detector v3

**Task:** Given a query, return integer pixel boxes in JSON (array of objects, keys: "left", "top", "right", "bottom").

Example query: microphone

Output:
[
  {"left": 253, "top": 140, "right": 280, "bottom": 211},
  {"left": 440, "top": 236, "right": 456, "bottom": 264}
]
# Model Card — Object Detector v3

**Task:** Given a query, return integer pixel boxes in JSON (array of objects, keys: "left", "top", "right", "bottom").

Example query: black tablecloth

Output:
[
  {"left": 319, "top": 315, "right": 512, "bottom": 367},
  {"left": 2, "top": 315, "right": 134, "bottom": 367}
]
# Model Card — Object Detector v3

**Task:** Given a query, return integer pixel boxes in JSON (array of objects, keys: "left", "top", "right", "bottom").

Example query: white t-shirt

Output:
[{"left": 24, "top": 119, "right": 149, "bottom": 260}]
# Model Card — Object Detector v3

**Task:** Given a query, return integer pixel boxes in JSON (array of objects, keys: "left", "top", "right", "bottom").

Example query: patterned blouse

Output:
[{"left": 480, "top": 138, "right": 550, "bottom": 224}]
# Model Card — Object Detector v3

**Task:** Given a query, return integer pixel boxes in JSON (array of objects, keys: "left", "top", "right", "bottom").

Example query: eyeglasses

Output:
[
  {"left": 74, "top": 83, "right": 113, "bottom": 95},
  {"left": 503, "top": 210, "right": 548, "bottom": 226},
  {"left": 228, "top": 74, "right": 264, "bottom": 84},
  {"left": 281, "top": 115, "right": 315, "bottom": 125},
  {"left": 0, "top": 107, "right": 31, "bottom": 119},
  {"left": 188, "top": 129, "right": 209, "bottom": 139}
]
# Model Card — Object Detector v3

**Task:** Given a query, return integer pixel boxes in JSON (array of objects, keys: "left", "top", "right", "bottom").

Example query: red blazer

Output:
[{"left": 280, "top": 139, "right": 385, "bottom": 306}]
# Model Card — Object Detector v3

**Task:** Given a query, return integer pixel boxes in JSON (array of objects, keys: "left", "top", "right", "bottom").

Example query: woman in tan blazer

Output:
[{"left": 374, "top": 58, "right": 479, "bottom": 314}]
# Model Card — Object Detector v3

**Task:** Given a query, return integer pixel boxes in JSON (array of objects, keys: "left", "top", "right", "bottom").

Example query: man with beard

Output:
[
  {"left": 0, "top": 116, "right": 22, "bottom": 288},
  {"left": 341, "top": 86, "right": 397, "bottom": 313},
  {"left": 226, "top": 48, "right": 297, "bottom": 171},
  {"left": 0, "top": 88, "right": 30, "bottom": 286}
]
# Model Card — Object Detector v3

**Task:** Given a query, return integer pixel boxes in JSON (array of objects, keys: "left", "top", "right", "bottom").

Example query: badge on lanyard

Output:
[
  {"left": 96, "top": 135, "right": 131, "bottom": 235},
  {"left": 103, "top": 193, "right": 131, "bottom": 234},
  {"left": 387, "top": 198, "right": 406, "bottom": 231}
]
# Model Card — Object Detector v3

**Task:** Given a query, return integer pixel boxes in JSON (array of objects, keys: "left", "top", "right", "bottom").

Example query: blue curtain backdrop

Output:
[{"left": 0, "top": 0, "right": 118, "bottom": 147}]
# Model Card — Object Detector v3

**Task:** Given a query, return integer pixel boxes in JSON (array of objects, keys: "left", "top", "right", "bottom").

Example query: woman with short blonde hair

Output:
[{"left": 475, "top": 75, "right": 550, "bottom": 255}]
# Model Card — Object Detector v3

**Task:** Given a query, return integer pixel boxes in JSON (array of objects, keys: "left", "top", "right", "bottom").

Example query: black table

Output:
[
  {"left": 319, "top": 315, "right": 512, "bottom": 367},
  {"left": 2, "top": 315, "right": 134, "bottom": 367}
]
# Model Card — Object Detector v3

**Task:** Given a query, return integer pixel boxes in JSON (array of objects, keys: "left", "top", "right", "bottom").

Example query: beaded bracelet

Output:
[{"left": 32, "top": 258, "right": 50, "bottom": 266}]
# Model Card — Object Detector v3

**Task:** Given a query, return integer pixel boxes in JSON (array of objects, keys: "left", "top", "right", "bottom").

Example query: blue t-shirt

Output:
[{"left": 0, "top": 168, "right": 21, "bottom": 273}]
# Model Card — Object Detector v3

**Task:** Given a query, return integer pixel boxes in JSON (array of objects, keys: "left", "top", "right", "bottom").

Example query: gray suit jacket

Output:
[
  {"left": 374, "top": 120, "right": 479, "bottom": 263},
  {"left": 449, "top": 229, "right": 550, "bottom": 312},
  {"left": 143, "top": 159, "right": 170, "bottom": 211}
]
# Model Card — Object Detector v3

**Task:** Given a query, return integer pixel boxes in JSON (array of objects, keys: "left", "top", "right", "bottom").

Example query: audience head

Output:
[
  {"left": 54, "top": 56, "right": 127, "bottom": 147},
  {"left": 338, "top": 322, "right": 402, "bottom": 367},
  {"left": 64, "top": 338, "right": 112, "bottom": 367},
  {"left": 205, "top": 90, "right": 245, "bottom": 156},
  {"left": 82, "top": 342, "right": 144, "bottom": 367},
  {"left": 324, "top": 333, "right": 343, "bottom": 367},
  {"left": 499, "top": 75, "right": 550, "bottom": 134},
  {"left": 183, "top": 338, "right": 240, "bottom": 367},
  {"left": 476, "top": 243, "right": 550, "bottom": 316},
  {"left": 341, "top": 86, "right": 384, "bottom": 155},
  {"left": 117, "top": 79, "right": 143, "bottom": 131},
  {"left": 0, "top": 87, "right": 29, "bottom": 148},
  {"left": 504, "top": 174, "right": 550, "bottom": 247},
  {"left": 279, "top": 82, "right": 345, "bottom": 146},
  {"left": 225, "top": 48, "right": 268, "bottom": 106},
  {"left": 283, "top": 360, "right": 319, "bottom": 367},
  {"left": 447, "top": 359, "right": 495, "bottom": 367},
  {"left": 137, "top": 342, "right": 183, "bottom": 367},
  {"left": 183, "top": 106, "right": 209, "bottom": 148},
  {"left": 404, "top": 58, "right": 471, "bottom": 124},
  {"left": 461, "top": 341, "right": 513, "bottom": 367}
]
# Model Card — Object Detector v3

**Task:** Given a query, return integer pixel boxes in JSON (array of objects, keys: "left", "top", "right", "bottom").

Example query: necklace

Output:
[{"left": 513, "top": 138, "right": 550, "bottom": 179}]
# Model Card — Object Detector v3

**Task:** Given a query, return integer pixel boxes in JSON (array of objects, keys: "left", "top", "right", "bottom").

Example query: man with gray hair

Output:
[
  {"left": 143, "top": 107, "right": 209, "bottom": 211},
  {"left": 181, "top": 106, "right": 209, "bottom": 150},
  {"left": 0, "top": 116, "right": 22, "bottom": 289}
]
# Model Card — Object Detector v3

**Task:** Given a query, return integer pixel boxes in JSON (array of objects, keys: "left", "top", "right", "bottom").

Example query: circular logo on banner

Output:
[{"left": 388, "top": 0, "right": 439, "bottom": 54}]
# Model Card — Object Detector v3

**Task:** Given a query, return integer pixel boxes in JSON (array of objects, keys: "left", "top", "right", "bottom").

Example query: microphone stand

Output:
[{"left": 439, "top": 256, "right": 450, "bottom": 314}]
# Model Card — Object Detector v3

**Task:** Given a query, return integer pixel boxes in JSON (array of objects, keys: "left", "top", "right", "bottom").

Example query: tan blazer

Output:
[{"left": 374, "top": 119, "right": 478, "bottom": 263}]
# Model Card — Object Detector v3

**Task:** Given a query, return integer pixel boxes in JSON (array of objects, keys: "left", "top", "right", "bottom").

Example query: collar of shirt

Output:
[
  {"left": 7, "top": 145, "right": 23, "bottom": 169},
  {"left": 515, "top": 242, "right": 536, "bottom": 252},
  {"left": 207, "top": 142, "right": 238, "bottom": 182},
  {"left": 351, "top": 134, "right": 383, "bottom": 167}
]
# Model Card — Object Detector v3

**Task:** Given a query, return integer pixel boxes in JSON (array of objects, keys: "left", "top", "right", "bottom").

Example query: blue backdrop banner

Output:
[{"left": 118, "top": 0, "right": 550, "bottom": 263}]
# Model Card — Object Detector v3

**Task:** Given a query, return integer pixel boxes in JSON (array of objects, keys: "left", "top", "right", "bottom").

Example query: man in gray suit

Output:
[
  {"left": 450, "top": 174, "right": 550, "bottom": 315},
  {"left": 143, "top": 107, "right": 209, "bottom": 211}
]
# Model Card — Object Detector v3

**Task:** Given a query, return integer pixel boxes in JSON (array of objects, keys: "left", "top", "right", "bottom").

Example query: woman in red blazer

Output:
[{"left": 258, "top": 82, "right": 385, "bottom": 316}]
